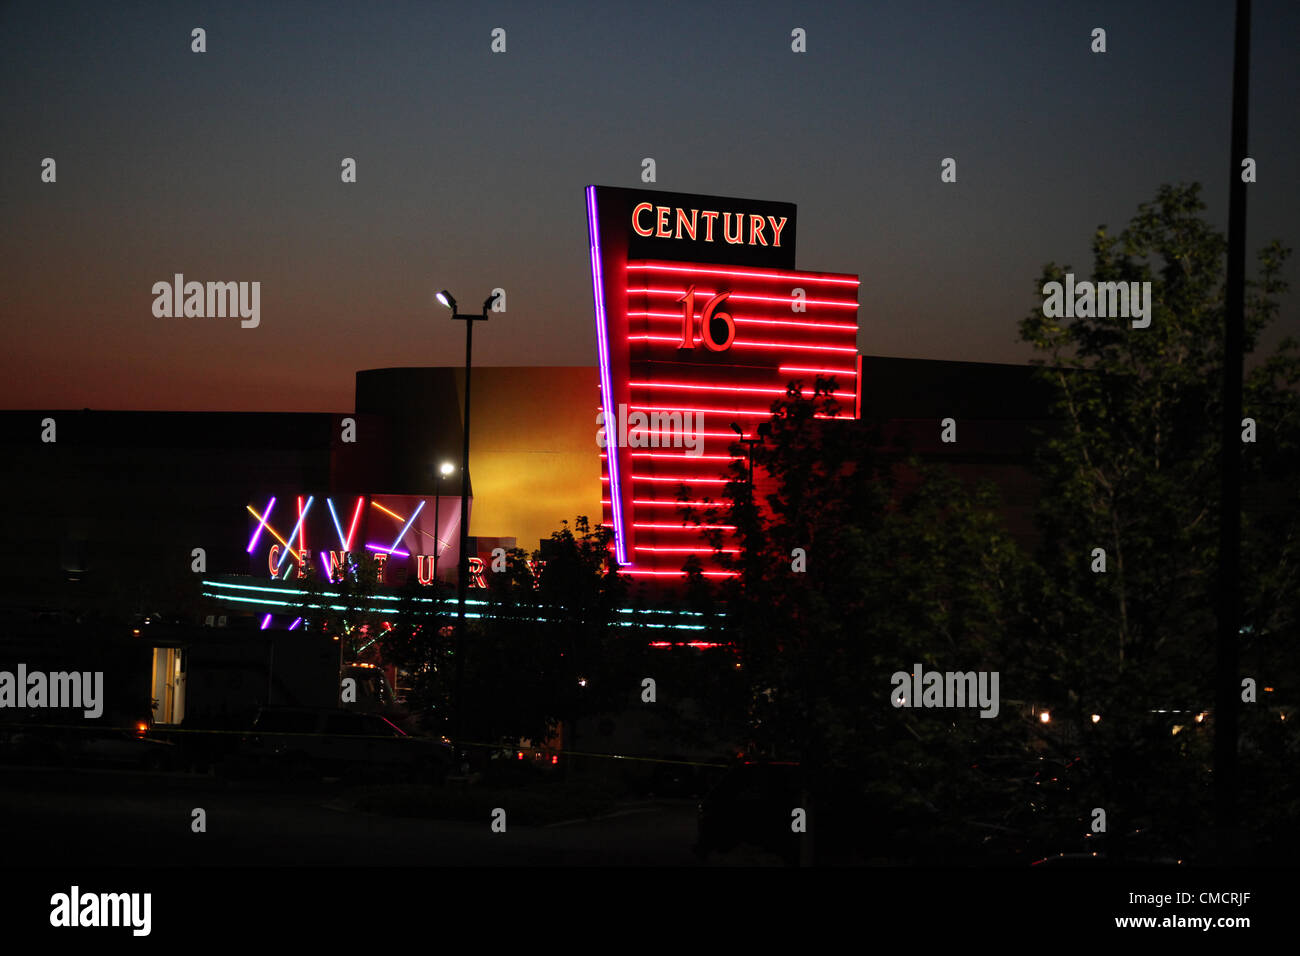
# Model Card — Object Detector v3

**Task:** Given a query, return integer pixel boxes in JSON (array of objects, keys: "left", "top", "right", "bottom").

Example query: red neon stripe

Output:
[
  {"left": 630, "top": 381, "right": 856, "bottom": 399},
  {"left": 633, "top": 476, "right": 730, "bottom": 484},
  {"left": 625, "top": 263, "right": 859, "bottom": 285},
  {"left": 627, "top": 288, "right": 858, "bottom": 309},
  {"left": 345, "top": 497, "right": 364, "bottom": 552},
  {"left": 634, "top": 522, "right": 737, "bottom": 530},
  {"left": 628, "top": 404, "right": 774, "bottom": 416},
  {"left": 627, "top": 311, "right": 858, "bottom": 332},
  {"left": 297, "top": 497, "right": 305, "bottom": 552},
  {"left": 636, "top": 546, "right": 741, "bottom": 553},
  {"left": 630, "top": 452, "right": 739, "bottom": 461},
  {"left": 627, "top": 335, "right": 858, "bottom": 352},
  {"left": 634, "top": 499, "right": 718, "bottom": 506},
  {"left": 644, "top": 642, "right": 728, "bottom": 650},
  {"left": 624, "top": 569, "right": 739, "bottom": 578},
  {"left": 606, "top": 431, "right": 754, "bottom": 440},
  {"left": 780, "top": 365, "right": 858, "bottom": 375},
  {"left": 603, "top": 499, "right": 722, "bottom": 508}
]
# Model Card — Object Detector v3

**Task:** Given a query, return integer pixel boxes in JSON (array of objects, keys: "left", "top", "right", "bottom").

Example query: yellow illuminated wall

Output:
[{"left": 454, "top": 366, "right": 603, "bottom": 551}]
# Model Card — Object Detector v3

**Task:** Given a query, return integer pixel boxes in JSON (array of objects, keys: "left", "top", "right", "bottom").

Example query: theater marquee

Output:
[{"left": 586, "top": 185, "right": 861, "bottom": 581}]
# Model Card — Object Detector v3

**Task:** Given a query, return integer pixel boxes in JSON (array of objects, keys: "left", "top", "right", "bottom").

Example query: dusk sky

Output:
[{"left": 2, "top": 0, "right": 1297, "bottom": 411}]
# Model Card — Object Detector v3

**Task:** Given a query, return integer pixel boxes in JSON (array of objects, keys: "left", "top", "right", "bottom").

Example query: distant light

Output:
[
  {"left": 134, "top": 721, "right": 148, "bottom": 738},
  {"left": 1172, "top": 724, "right": 1184, "bottom": 736},
  {"left": 1195, "top": 712, "right": 1206, "bottom": 723},
  {"left": 578, "top": 677, "right": 588, "bottom": 687},
  {"left": 1091, "top": 714, "right": 1101, "bottom": 724},
  {"left": 517, "top": 751, "right": 524, "bottom": 761},
  {"left": 551, "top": 755, "right": 558, "bottom": 765},
  {"left": 1039, "top": 711, "right": 1051, "bottom": 724},
  {"left": 440, "top": 461, "right": 455, "bottom": 476}
]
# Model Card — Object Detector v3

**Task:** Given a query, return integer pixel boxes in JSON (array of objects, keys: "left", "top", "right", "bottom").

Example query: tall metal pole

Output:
[
  {"left": 450, "top": 293, "right": 496, "bottom": 768},
  {"left": 452, "top": 313, "right": 474, "bottom": 767},
  {"left": 1215, "top": 0, "right": 1250, "bottom": 864}
]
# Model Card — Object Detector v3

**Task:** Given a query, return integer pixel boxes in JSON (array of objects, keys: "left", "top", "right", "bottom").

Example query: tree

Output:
[
  {"left": 378, "top": 517, "right": 635, "bottom": 761},
  {"left": 294, "top": 548, "right": 385, "bottom": 662},
  {"left": 1017, "top": 182, "right": 1300, "bottom": 859},
  {"left": 685, "top": 377, "right": 1040, "bottom": 862}
]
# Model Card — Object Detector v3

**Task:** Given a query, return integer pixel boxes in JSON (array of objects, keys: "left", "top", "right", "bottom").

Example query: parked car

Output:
[
  {"left": 0, "top": 714, "right": 173, "bottom": 771},
  {"left": 76, "top": 723, "right": 178, "bottom": 771},
  {"left": 239, "top": 706, "right": 453, "bottom": 783}
]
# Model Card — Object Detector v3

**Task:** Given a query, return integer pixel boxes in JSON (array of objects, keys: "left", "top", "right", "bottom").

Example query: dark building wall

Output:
[
  {"left": 354, "top": 367, "right": 469, "bottom": 498},
  {"left": 857, "top": 358, "right": 1057, "bottom": 551},
  {"left": 0, "top": 410, "right": 336, "bottom": 620}
]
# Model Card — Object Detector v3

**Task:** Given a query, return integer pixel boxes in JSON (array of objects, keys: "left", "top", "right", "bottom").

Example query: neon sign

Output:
[
  {"left": 247, "top": 494, "right": 511, "bottom": 591},
  {"left": 587, "top": 185, "right": 859, "bottom": 583}
]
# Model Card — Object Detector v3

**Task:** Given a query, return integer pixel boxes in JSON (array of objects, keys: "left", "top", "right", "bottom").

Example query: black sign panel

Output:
[{"left": 592, "top": 186, "right": 797, "bottom": 269}]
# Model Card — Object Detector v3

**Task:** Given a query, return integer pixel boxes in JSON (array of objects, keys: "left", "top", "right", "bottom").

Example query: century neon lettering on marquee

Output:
[
  {"left": 249, "top": 494, "right": 523, "bottom": 591},
  {"left": 631, "top": 203, "right": 789, "bottom": 248}
]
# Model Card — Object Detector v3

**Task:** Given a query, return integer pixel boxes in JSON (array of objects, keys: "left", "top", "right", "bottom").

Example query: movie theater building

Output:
[{"left": 1, "top": 186, "right": 1052, "bottom": 722}]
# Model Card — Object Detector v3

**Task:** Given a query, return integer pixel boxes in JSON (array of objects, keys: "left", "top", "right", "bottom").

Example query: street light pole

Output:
[{"left": 436, "top": 290, "right": 498, "bottom": 768}]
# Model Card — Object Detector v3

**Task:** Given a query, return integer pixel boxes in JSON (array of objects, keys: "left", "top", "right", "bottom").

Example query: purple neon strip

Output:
[
  {"left": 587, "top": 186, "right": 628, "bottom": 565},
  {"left": 366, "top": 543, "right": 410, "bottom": 557},
  {"left": 388, "top": 499, "right": 426, "bottom": 552},
  {"left": 247, "top": 497, "right": 276, "bottom": 553},
  {"left": 276, "top": 495, "right": 313, "bottom": 571},
  {"left": 319, "top": 551, "right": 332, "bottom": 581},
  {"left": 260, "top": 613, "right": 272, "bottom": 630},
  {"left": 289, "top": 617, "right": 302, "bottom": 631}
]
